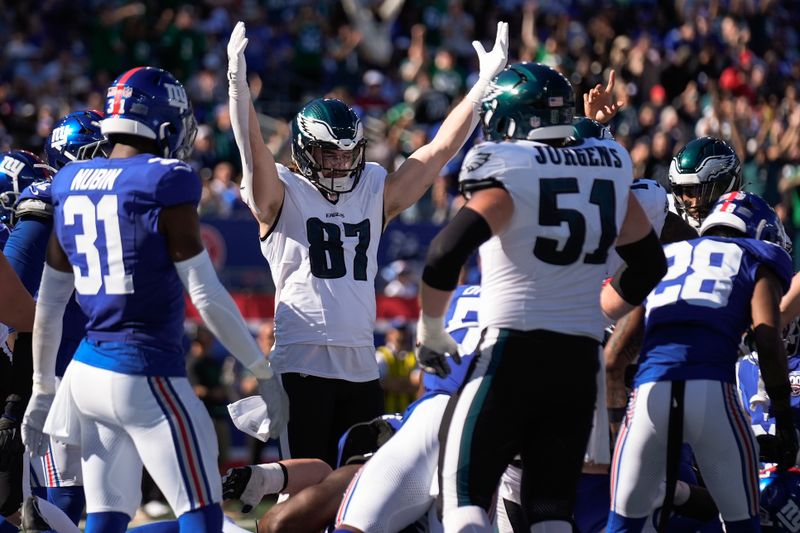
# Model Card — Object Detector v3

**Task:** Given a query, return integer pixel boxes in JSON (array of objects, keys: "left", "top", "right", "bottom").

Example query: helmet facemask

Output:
[
  {"left": 303, "top": 142, "right": 366, "bottom": 197},
  {"left": 671, "top": 179, "right": 737, "bottom": 223}
]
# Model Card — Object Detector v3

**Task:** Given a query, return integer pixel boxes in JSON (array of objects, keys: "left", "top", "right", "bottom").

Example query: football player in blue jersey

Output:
[
  {"left": 608, "top": 191, "right": 797, "bottom": 533},
  {"left": 0, "top": 111, "right": 107, "bottom": 529},
  {"left": 0, "top": 149, "right": 50, "bottom": 524},
  {"left": 334, "top": 284, "right": 480, "bottom": 533},
  {"left": 18, "top": 66, "right": 287, "bottom": 533}
]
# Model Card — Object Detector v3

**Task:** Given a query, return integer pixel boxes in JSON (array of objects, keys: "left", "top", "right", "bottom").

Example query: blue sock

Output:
[
  {"left": 84, "top": 511, "right": 129, "bottom": 533},
  {"left": 127, "top": 520, "right": 180, "bottom": 533},
  {"left": 0, "top": 515, "right": 18, "bottom": 533},
  {"left": 178, "top": 504, "right": 223, "bottom": 533},
  {"left": 723, "top": 516, "right": 759, "bottom": 533},
  {"left": 47, "top": 486, "right": 86, "bottom": 525},
  {"left": 31, "top": 486, "right": 48, "bottom": 499},
  {"left": 607, "top": 510, "right": 647, "bottom": 533}
]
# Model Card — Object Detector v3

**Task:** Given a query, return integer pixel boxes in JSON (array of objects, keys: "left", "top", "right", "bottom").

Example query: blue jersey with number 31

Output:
[
  {"left": 637, "top": 236, "right": 792, "bottom": 386},
  {"left": 51, "top": 154, "right": 201, "bottom": 376}
]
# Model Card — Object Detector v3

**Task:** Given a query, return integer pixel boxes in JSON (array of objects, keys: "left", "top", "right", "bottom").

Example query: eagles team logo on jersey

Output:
[
  {"left": 0, "top": 155, "right": 25, "bottom": 179},
  {"left": 463, "top": 152, "right": 492, "bottom": 172}
]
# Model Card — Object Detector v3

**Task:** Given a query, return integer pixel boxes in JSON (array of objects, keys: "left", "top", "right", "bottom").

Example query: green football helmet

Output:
[
  {"left": 668, "top": 137, "right": 742, "bottom": 223},
  {"left": 481, "top": 62, "right": 575, "bottom": 142},
  {"left": 291, "top": 98, "right": 366, "bottom": 198},
  {"left": 570, "top": 117, "right": 614, "bottom": 141}
]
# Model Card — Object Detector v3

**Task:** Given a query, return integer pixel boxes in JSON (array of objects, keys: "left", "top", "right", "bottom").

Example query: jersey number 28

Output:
[{"left": 63, "top": 195, "right": 134, "bottom": 295}]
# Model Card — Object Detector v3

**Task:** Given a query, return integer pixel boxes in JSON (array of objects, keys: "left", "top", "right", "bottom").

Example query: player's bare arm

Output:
[
  {"left": 604, "top": 305, "right": 645, "bottom": 439},
  {"left": 780, "top": 271, "right": 800, "bottom": 328},
  {"left": 259, "top": 464, "right": 362, "bottom": 533},
  {"left": 0, "top": 250, "right": 35, "bottom": 332},
  {"left": 600, "top": 192, "right": 666, "bottom": 321},
  {"left": 751, "top": 265, "right": 798, "bottom": 469},
  {"left": 227, "top": 22, "right": 285, "bottom": 235},
  {"left": 383, "top": 21, "right": 509, "bottom": 222}
]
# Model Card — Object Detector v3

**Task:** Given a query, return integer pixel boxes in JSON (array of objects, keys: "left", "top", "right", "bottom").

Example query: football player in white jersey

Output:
[
  {"left": 667, "top": 137, "right": 742, "bottom": 230},
  {"left": 226, "top": 20, "right": 509, "bottom": 467},
  {"left": 415, "top": 61, "right": 667, "bottom": 532}
]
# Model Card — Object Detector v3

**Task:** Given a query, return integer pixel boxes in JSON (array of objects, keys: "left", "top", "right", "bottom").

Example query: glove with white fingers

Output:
[
  {"left": 416, "top": 313, "right": 460, "bottom": 378},
  {"left": 21, "top": 391, "right": 54, "bottom": 457},
  {"left": 249, "top": 361, "right": 289, "bottom": 440},
  {"left": 467, "top": 20, "right": 509, "bottom": 104},
  {"left": 222, "top": 463, "right": 287, "bottom": 513}
]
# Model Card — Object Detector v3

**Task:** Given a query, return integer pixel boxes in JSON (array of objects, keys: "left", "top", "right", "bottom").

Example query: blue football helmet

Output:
[
  {"left": 700, "top": 191, "right": 792, "bottom": 252},
  {"left": 44, "top": 109, "right": 108, "bottom": 172},
  {"left": 0, "top": 150, "right": 51, "bottom": 226},
  {"left": 101, "top": 66, "right": 197, "bottom": 160},
  {"left": 760, "top": 468, "right": 800, "bottom": 532}
]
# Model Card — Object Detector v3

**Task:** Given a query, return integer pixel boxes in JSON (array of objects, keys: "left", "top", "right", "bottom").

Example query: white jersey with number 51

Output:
[{"left": 459, "top": 138, "right": 633, "bottom": 341}]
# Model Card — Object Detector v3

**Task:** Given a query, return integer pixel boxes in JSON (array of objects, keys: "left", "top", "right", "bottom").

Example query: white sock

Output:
[{"left": 442, "top": 505, "right": 492, "bottom": 533}]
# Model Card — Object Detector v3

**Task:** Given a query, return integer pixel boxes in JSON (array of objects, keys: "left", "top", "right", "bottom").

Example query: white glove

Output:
[
  {"left": 21, "top": 391, "right": 54, "bottom": 457},
  {"left": 257, "top": 376, "right": 289, "bottom": 440},
  {"left": 749, "top": 375, "right": 770, "bottom": 412},
  {"left": 222, "top": 463, "right": 286, "bottom": 513},
  {"left": 227, "top": 21, "right": 249, "bottom": 96},
  {"left": 467, "top": 21, "right": 509, "bottom": 104},
  {"left": 416, "top": 313, "right": 460, "bottom": 378}
]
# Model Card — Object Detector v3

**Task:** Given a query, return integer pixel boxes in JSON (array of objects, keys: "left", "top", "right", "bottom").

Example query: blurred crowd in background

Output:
[{"left": 2, "top": 0, "right": 800, "bottom": 471}]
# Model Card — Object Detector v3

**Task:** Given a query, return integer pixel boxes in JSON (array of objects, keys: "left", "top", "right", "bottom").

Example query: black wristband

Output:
[
  {"left": 278, "top": 461, "right": 288, "bottom": 493},
  {"left": 422, "top": 206, "right": 493, "bottom": 291},
  {"left": 610, "top": 229, "right": 667, "bottom": 305}
]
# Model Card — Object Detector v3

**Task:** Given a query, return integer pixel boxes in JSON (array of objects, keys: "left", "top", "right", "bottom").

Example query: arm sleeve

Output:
[
  {"left": 32, "top": 265, "right": 75, "bottom": 394},
  {"left": 3, "top": 217, "right": 54, "bottom": 296},
  {"left": 174, "top": 250, "right": 272, "bottom": 378}
]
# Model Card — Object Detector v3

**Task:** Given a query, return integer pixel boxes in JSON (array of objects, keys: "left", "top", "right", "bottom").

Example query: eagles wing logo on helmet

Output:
[{"left": 695, "top": 154, "right": 740, "bottom": 183}]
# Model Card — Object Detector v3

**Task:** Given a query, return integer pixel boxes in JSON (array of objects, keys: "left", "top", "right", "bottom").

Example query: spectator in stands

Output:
[{"left": 375, "top": 320, "right": 419, "bottom": 414}]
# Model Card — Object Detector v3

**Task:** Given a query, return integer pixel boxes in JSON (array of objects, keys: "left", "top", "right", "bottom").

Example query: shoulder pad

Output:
[
  {"left": 15, "top": 181, "right": 53, "bottom": 219},
  {"left": 458, "top": 143, "right": 512, "bottom": 195}
]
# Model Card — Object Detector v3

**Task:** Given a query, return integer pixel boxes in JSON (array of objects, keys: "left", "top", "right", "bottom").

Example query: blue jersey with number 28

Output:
[
  {"left": 51, "top": 154, "right": 201, "bottom": 376},
  {"left": 637, "top": 236, "right": 792, "bottom": 386}
]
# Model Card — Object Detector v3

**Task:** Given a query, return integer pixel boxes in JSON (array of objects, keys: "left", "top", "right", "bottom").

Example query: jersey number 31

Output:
[{"left": 63, "top": 195, "right": 134, "bottom": 295}]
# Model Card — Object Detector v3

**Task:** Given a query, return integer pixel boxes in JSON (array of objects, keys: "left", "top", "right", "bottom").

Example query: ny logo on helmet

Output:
[
  {"left": 50, "top": 125, "right": 70, "bottom": 151},
  {"left": 0, "top": 156, "right": 24, "bottom": 179},
  {"left": 778, "top": 500, "right": 800, "bottom": 532},
  {"left": 164, "top": 83, "right": 188, "bottom": 112}
]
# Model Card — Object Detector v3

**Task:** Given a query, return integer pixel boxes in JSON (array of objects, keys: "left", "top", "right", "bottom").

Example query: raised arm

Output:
[
  {"left": 383, "top": 21, "right": 509, "bottom": 221},
  {"left": 227, "top": 22, "right": 285, "bottom": 236}
]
